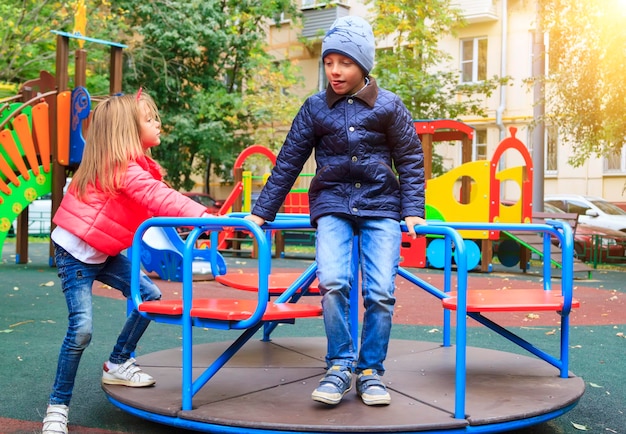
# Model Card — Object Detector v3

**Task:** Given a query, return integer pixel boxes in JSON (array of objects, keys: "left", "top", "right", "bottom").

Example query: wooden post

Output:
[
  {"left": 230, "top": 168, "right": 243, "bottom": 254},
  {"left": 75, "top": 49, "right": 87, "bottom": 87},
  {"left": 47, "top": 34, "right": 72, "bottom": 264},
  {"left": 422, "top": 134, "right": 433, "bottom": 181},
  {"left": 460, "top": 135, "right": 473, "bottom": 205},
  {"left": 110, "top": 46, "right": 123, "bottom": 94},
  {"left": 14, "top": 86, "right": 36, "bottom": 263}
]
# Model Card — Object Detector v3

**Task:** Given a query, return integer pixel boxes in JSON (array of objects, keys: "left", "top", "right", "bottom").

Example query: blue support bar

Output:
[{"left": 130, "top": 216, "right": 272, "bottom": 411}]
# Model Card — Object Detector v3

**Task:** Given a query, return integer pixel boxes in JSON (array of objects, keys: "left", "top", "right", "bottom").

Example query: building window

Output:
[
  {"left": 272, "top": 11, "right": 291, "bottom": 24},
  {"left": 546, "top": 126, "right": 557, "bottom": 173},
  {"left": 319, "top": 58, "right": 328, "bottom": 92},
  {"left": 604, "top": 145, "right": 626, "bottom": 172},
  {"left": 301, "top": 0, "right": 335, "bottom": 9},
  {"left": 474, "top": 129, "right": 487, "bottom": 160},
  {"left": 460, "top": 37, "right": 487, "bottom": 83}
]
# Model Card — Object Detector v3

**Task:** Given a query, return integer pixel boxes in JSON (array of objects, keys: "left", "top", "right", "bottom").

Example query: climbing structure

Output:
[
  {"left": 0, "top": 10, "right": 126, "bottom": 264},
  {"left": 0, "top": 73, "right": 56, "bottom": 262}
]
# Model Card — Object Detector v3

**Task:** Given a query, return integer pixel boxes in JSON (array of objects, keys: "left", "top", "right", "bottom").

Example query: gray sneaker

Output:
[
  {"left": 101, "top": 358, "right": 155, "bottom": 387},
  {"left": 356, "top": 369, "right": 391, "bottom": 405},
  {"left": 42, "top": 404, "right": 68, "bottom": 434},
  {"left": 311, "top": 365, "right": 353, "bottom": 405}
]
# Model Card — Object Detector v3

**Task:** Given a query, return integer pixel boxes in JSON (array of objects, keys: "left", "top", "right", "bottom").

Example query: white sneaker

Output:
[
  {"left": 42, "top": 404, "right": 68, "bottom": 434},
  {"left": 101, "top": 358, "right": 155, "bottom": 387}
]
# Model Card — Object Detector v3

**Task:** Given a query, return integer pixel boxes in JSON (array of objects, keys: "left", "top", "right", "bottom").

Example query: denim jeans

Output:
[
  {"left": 315, "top": 215, "right": 401, "bottom": 374},
  {"left": 49, "top": 243, "right": 161, "bottom": 406}
]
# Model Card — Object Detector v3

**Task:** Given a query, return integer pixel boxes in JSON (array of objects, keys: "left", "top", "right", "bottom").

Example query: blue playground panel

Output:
[{"left": 136, "top": 226, "right": 227, "bottom": 281}]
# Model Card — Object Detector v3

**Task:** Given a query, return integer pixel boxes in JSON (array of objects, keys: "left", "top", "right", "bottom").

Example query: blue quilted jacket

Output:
[{"left": 252, "top": 77, "right": 424, "bottom": 225}]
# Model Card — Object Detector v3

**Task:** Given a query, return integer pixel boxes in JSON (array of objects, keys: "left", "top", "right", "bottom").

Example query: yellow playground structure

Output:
[{"left": 424, "top": 126, "right": 533, "bottom": 272}]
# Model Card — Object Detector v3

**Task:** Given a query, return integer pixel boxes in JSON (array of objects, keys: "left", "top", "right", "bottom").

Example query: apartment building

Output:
[{"left": 264, "top": 0, "right": 626, "bottom": 205}]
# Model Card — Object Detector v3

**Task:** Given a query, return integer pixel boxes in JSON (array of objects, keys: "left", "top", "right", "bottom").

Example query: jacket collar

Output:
[
  {"left": 135, "top": 154, "right": 164, "bottom": 181},
  {"left": 326, "top": 76, "right": 379, "bottom": 108}
]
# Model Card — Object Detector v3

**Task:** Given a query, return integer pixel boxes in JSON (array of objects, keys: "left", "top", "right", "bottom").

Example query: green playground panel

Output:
[{"left": 0, "top": 167, "right": 53, "bottom": 250}]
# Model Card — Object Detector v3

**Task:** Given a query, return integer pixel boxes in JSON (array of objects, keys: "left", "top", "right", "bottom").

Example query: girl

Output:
[{"left": 43, "top": 91, "right": 211, "bottom": 434}]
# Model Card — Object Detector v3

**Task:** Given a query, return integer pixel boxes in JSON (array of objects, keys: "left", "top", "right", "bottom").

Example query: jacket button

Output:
[
  {"left": 351, "top": 156, "right": 358, "bottom": 162},
  {"left": 349, "top": 126, "right": 355, "bottom": 132},
  {"left": 348, "top": 98, "right": 354, "bottom": 104},
  {"left": 352, "top": 207, "right": 358, "bottom": 213},
  {"left": 355, "top": 182, "right": 361, "bottom": 188}
]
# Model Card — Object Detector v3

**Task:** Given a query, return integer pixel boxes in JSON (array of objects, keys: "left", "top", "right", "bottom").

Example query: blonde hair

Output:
[{"left": 71, "top": 92, "right": 161, "bottom": 200}]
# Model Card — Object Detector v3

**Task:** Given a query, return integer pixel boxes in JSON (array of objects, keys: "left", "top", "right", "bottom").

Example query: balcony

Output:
[
  {"left": 452, "top": 0, "right": 499, "bottom": 23},
  {"left": 301, "top": 2, "right": 350, "bottom": 39}
]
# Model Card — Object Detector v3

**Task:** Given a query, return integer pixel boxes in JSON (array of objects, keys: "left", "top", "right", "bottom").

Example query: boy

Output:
[{"left": 246, "top": 16, "right": 425, "bottom": 406}]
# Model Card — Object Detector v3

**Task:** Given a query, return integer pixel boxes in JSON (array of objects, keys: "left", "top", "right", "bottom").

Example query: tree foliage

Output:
[
  {"left": 4, "top": 0, "right": 525, "bottom": 185},
  {"left": 368, "top": 0, "right": 508, "bottom": 120},
  {"left": 0, "top": 1, "right": 123, "bottom": 96},
  {"left": 116, "top": 0, "right": 301, "bottom": 191},
  {"left": 242, "top": 53, "right": 305, "bottom": 152},
  {"left": 2, "top": 0, "right": 303, "bottom": 192},
  {"left": 0, "top": 0, "right": 69, "bottom": 88},
  {"left": 538, "top": 0, "right": 626, "bottom": 166}
]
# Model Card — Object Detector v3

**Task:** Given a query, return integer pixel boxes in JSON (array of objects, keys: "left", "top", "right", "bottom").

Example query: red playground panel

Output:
[
  {"left": 399, "top": 233, "right": 426, "bottom": 268},
  {"left": 283, "top": 192, "right": 309, "bottom": 214}
]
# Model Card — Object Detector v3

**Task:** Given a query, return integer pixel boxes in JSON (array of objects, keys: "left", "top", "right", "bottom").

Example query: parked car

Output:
[
  {"left": 182, "top": 192, "right": 224, "bottom": 215},
  {"left": 573, "top": 222, "right": 626, "bottom": 262},
  {"left": 8, "top": 195, "right": 53, "bottom": 237},
  {"left": 545, "top": 194, "right": 626, "bottom": 233},
  {"left": 542, "top": 201, "right": 626, "bottom": 262}
]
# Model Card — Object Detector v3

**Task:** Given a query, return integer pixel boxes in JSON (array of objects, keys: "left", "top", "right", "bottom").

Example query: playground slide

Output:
[{"left": 138, "top": 226, "right": 227, "bottom": 282}]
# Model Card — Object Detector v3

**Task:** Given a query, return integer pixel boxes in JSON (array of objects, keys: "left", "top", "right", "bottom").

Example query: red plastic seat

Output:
[
  {"left": 442, "top": 289, "right": 580, "bottom": 312},
  {"left": 139, "top": 298, "right": 321, "bottom": 321},
  {"left": 138, "top": 299, "right": 184, "bottom": 315}
]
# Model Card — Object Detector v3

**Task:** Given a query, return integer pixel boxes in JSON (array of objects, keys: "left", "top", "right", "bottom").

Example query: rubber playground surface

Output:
[{"left": 0, "top": 240, "right": 624, "bottom": 434}]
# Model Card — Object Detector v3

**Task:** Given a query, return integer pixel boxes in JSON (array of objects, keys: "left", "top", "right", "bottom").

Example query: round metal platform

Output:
[{"left": 103, "top": 338, "right": 584, "bottom": 433}]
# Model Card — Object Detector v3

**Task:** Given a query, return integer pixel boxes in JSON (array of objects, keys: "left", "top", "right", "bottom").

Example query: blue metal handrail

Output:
[
  {"left": 130, "top": 217, "right": 272, "bottom": 410},
  {"left": 128, "top": 215, "right": 575, "bottom": 419}
]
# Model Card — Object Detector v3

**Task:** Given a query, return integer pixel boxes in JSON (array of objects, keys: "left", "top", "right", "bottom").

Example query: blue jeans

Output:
[
  {"left": 315, "top": 215, "right": 401, "bottom": 374},
  {"left": 49, "top": 243, "right": 161, "bottom": 406}
]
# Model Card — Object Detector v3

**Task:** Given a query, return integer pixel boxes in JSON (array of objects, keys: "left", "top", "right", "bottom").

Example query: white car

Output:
[{"left": 545, "top": 194, "right": 626, "bottom": 233}]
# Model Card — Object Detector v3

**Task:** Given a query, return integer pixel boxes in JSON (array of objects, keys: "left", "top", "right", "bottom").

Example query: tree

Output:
[
  {"left": 117, "top": 0, "right": 301, "bottom": 192},
  {"left": 538, "top": 0, "right": 626, "bottom": 167},
  {"left": 0, "top": 1, "right": 125, "bottom": 96},
  {"left": 2, "top": 0, "right": 304, "bottom": 192},
  {"left": 366, "top": 0, "right": 509, "bottom": 177},
  {"left": 368, "top": 0, "right": 508, "bottom": 121},
  {"left": 242, "top": 54, "right": 305, "bottom": 152},
  {"left": 0, "top": 0, "right": 70, "bottom": 89}
]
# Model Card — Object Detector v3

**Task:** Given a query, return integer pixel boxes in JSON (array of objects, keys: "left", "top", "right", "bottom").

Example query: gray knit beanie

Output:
[{"left": 321, "top": 16, "right": 375, "bottom": 75}]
